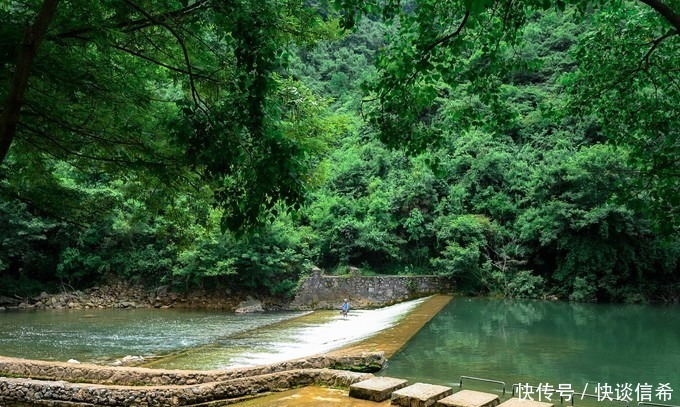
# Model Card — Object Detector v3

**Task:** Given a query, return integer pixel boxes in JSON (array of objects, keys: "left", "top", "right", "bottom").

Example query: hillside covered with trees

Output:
[{"left": 1, "top": 0, "right": 678, "bottom": 302}]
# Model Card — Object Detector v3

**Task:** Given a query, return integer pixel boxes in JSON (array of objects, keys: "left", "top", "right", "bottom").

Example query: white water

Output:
[
  {"left": 152, "top": 297, "right": 427, "bottom": 369},
  {"left": 0, "top": 298, "right": 426, "bottom": 369},
  {"left": 230, "top": 298, "right": 426, "bottom": 367}
]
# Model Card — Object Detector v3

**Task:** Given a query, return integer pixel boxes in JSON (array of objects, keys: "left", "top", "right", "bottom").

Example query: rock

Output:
[
  {"left": 113, "top": 355, "right": 145, "bottom": 366},
  {"left": 235, "top": 298, "right": 264, "bottom": 313},
  {"left": 0, "top": 296, "right": 20, "bottom": 306},
  {"left": 119, "top": 301, "right": 136, "bottom": 308},
  {"left": 67, "top": 359, "right": 81, "bottom": 364}
]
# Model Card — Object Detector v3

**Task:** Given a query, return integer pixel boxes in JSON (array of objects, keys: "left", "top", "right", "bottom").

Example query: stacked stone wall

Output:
[
  {"left": 0, "top": 353, "right": 381, "bottom": 406},
  {"left": 291, "top": 268, "right": 454, "bottom": 309},
  {"left": 0, "top": 353, "right": 383, "bottom": 387},
  {"left": 0, "top": 369, "right": 372, "bottom": 406}
]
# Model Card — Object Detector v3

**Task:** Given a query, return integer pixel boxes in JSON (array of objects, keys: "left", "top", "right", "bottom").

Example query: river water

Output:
[
  {"left": 0, "top": 299, "right": 424, "bottom": 368},
  {"left": 381, "top": 297, "right": 680, "bottom": 402},
  {"left": 2, "top": 296, "right": 678, "bottom": 403}
]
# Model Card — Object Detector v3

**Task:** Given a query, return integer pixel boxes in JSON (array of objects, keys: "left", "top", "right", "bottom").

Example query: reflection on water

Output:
[
  {"left": 0, "top": 298, "right": 424, "bottom": 369},
  {"left": 381, "top": 298, "right": 680, "bottom": 394}
]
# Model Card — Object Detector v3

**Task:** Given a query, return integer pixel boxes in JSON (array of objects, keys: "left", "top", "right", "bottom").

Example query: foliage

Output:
[
  {"left": 1, "top": 0, "right": 340, "bottom": 232},
  {"left": 0, "top": 1, "right": 677, "bottom": 302}
]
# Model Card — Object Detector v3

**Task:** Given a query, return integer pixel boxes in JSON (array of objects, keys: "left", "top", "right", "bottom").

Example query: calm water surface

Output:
[{"left": 381, "top": 298, "right": 680, "bottom": 396}]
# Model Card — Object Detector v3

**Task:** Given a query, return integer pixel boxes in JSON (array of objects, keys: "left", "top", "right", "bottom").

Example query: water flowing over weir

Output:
[
  {"left": 0, "top": 296, "right": 450, "bottom": 407},
  {"left": 0, "top": 298, "right": 427, "bottom": 368},
  {"left": 145, "top": 298, "right": 426, "bottom": 369}
]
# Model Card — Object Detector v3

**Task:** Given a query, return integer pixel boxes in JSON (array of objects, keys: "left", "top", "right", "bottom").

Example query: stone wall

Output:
[
  {"left": 0, "top": 353, "right": 384, "bottom": 387},
  {"left": 0, "top": 369, "right": 372, "bottom": 406},
  {"left": 0, "top": 353, "right": 380, "bottom": 406},
  {"left": 290, "top": 267, "right": 454, "bottom": 310}
]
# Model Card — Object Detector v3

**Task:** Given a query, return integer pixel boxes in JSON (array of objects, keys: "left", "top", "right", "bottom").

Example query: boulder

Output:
[
  {"left": 235, "top": 297, "right": 264, "bottom": 313},
  {"left": 0, "top": 296, "right": 20, "bottom": 306},
  {"left": 113, "top": 355, "right": 145, "bottom": 366},
  {"left": 119, "top": 301, "right": 137, "bottom": 308}
]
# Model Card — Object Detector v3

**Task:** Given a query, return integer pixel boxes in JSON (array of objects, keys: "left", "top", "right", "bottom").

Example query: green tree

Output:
[
  {"left": 1, "top": 0, "right": 338, "bottom": 231},
  {"left": 333, "top": 0, "right": 679, "bottom": 230}
]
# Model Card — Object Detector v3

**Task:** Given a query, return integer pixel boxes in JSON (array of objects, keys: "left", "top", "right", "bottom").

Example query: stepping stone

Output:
[
  {"left": 350, "top": 376, "right": 409, "bottom": 402},
  {"left": 437, "top": 390, "right": 501, "bottom": 407},
  {"left": 497, "top": 398, "right": 554, "bottom": 407},
  {"left": 392, "top": 382, "right": 453, "bottom": 407}
]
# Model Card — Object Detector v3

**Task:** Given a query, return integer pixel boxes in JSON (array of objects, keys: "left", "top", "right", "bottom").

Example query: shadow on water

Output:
[{"left": 380, "top": 298, "right": 680, "bottom": 396}]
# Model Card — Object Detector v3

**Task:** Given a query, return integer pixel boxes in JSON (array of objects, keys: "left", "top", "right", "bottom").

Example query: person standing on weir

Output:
[{"left": 341, "top": 299, "right": 350, "bottom": 318}]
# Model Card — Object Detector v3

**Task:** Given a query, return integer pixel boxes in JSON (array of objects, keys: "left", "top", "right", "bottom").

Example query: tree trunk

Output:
[
  {"left": 0, "top": 0, "right": 60, "bottom": 166},
  {"left": 638, "top": 0, "right": 680, "bottom": 33}
]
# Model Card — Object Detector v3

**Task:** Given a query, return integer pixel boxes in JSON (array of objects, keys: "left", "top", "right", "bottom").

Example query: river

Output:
[
  {"left": 380, "top": 297, "right": 680, "bottom": 403},
  {"left": 1, "top": 296, "right": 678, "bottom": 403},
  {"left": 0, "top": 299, "right": 424, "bottom": 368}
]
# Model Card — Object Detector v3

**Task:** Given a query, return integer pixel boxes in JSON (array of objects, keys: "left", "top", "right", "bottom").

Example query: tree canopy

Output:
[
  {"left": 1, "top": 0, "right": 340, "bottom": 230},
  {"left": 1, "top": 0, "right": 677, "bottom": 302},
  {"left": 335, "top": 0, "right": 678, "bottom": 229}
]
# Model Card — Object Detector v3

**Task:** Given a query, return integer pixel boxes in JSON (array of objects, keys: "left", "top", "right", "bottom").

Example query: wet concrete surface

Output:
[{"left": 233, "top": 386, "right": 392, "bottom": 407}]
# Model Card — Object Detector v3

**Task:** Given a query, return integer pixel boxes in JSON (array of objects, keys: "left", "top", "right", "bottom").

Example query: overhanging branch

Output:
[{"left": 637, "top": 0, "right": 680, "bottom": 33}]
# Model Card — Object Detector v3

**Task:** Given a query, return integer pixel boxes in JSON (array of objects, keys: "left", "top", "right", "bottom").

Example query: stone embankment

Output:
[
  {"left": 0, "top": 353, "right": 383, "bottom": 406},
  {"left": 0, "top": 369, "right": 372, "bottom": 406},
  {"left": 0, "top": 353, "right": 385, "bottom": 386},
  {"left": 290, "top": 267, "right": 454, "bottom": 309}
]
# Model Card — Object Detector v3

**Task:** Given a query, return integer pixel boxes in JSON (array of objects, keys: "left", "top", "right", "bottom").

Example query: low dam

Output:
[{"left": 291, "top": 266, "right": 454, "bottom": 309}]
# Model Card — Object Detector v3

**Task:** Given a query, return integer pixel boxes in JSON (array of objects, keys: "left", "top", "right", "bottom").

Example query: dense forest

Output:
[{"left": 1, "top": 0, "right": 678, "bottom": 302}]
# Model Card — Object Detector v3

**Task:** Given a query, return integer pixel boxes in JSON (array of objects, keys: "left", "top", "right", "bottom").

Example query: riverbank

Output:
[
  {"left": 0, "top": 270, "right": 455, "bottom": 312},
  {"left": 0, "top": 280, "right": 274, "bottom": 312}
]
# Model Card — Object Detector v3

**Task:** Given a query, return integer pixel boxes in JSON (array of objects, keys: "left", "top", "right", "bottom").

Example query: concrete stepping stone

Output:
[
  {"left": 497, "top": 398, "right": 554, "bottom": 407},
  {"left": 391, "top": 382, "right": 453, "bottom": 407},
  {"left": 350, "top": 376, "right": 409, "bottom": 402},
  {"left": 437, "top": 390, "right": 501, "bottom": 407}
]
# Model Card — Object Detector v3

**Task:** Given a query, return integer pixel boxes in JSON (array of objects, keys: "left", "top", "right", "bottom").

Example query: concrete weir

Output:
[
  {"left": 228, "top": 294, "right": 453, "bottom": 407},
  {"left": 0, "top": 295, "right": 453, "bottom": 406}
]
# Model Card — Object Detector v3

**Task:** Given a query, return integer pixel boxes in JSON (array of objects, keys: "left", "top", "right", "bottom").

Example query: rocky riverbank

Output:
[
  {"left": 0, "top": 268, "right": 454, "bottom": 312},
  {"left": 0, "top": 281, "right": 279, "bottom": 312}
]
